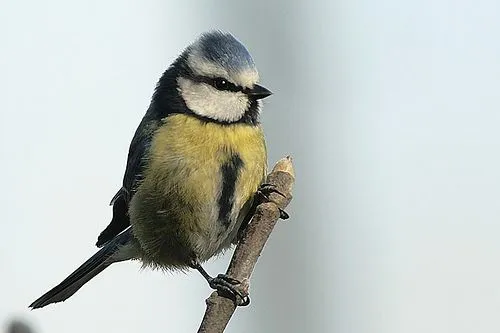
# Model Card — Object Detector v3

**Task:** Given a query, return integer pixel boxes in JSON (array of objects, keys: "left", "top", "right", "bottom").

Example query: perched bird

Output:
[{"left": 30, "top": 31, "right": 274, "bottom": 309}]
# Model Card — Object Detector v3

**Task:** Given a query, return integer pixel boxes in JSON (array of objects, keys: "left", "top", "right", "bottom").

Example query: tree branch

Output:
[{"left": 197, "top": 156, "right": 295, "bottom": 333}]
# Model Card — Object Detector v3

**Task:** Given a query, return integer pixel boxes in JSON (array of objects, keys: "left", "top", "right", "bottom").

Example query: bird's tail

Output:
[{"left": 29, "top": 229, "right": 132, "bottom": 309}]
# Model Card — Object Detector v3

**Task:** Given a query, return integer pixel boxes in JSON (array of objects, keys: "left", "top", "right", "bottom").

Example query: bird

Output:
[{"left": 29, "top": 31, "right": 276, "bottom": 309}]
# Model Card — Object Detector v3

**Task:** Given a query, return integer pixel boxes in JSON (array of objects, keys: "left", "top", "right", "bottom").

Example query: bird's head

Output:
[{"left": 155, "top": 31, "right": 272, "bottom": 125}]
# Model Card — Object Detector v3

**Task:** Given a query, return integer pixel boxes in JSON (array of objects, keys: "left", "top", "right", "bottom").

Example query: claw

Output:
[
  {"left": 279, "top": 209, "right": 290, "bottom": 219},
  {"left": 258, "top": 183, "right": 287, "bottom": 198},
  {"left": 257, "top": 183, "right": 290, "bottom": 220},
  {"left": 208, "top": 274, "right": 250, "bottom": 306},
  {"left": 191, "top": 261, "right": 250, "bottom": 306}
]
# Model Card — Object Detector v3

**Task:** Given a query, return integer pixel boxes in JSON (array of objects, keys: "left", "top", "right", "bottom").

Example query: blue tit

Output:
[{"left": 30, "top": 31, "right": 273, "bottom": 309}]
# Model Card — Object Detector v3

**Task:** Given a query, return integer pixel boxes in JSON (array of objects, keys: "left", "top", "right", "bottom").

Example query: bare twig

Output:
[{"left": 197, "top": 156, "right": 295, "bottom": 333}]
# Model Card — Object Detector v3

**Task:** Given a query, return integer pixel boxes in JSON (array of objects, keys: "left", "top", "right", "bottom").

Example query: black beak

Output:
[{"left": 246, "top": 84, "right": 272, "bottom": 100}]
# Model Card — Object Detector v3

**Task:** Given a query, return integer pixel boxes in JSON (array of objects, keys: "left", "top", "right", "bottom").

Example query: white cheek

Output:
[{"left": 177, "top": 77, "right": 249, "bottom": 122}]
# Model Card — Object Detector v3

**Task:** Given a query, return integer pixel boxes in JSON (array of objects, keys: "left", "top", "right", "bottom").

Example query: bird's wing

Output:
[{"left": 96, "top": 112, "right": 161, "bottom": 247}]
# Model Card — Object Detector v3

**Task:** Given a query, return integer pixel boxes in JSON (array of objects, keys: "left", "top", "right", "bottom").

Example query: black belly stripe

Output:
[{"left": 218, "top": 154, "right": 244, "bottom": 228}]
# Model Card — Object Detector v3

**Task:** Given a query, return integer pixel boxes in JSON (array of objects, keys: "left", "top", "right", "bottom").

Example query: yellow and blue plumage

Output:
[{"left": 30, "top": 30, "right": 273, "bottom": 309}]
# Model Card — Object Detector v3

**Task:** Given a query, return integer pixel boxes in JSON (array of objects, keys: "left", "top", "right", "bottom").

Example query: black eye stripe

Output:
[
  {"left": 212, "top": 77, "right": 241, "bottom": 92},
  {"left": 191, "top": 76, "right": 242, "bottom": 92}
]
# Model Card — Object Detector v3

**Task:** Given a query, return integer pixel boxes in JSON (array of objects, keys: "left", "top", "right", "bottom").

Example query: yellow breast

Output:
[
  {"left": 148, "top": 114, "right": 267, "bottom": 204},
  {"left": 130, "top": 114, "right": 267, "bottom": 265}
]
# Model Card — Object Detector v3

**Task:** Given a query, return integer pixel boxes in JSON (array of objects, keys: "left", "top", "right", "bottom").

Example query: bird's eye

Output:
[
  {"left": 212, "top": 77, "right": 240, "bottom": 92},
  {"left": 213, "top": 78, "right": 229, "bottom": 90}
]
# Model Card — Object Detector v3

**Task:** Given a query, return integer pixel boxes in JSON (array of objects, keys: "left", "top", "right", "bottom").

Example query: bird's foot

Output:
[
  {"left": 208, "top": 274, "right": 250, "bottom": 306},
  {"left": 191, "top": 261, "right": 250, "bottom": 306},
  {"left": 257, "top": 183, "right": 289, "bottom": 219}
]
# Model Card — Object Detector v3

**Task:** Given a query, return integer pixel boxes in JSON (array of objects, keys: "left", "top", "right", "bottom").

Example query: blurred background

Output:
[{"left": 2, "top": 0, "right": 500, "bottom": 332}]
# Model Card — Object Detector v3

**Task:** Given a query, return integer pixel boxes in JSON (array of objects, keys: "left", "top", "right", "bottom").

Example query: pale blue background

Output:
[{"left": 2, "top": 0, "right": 500, "bottom": 332}]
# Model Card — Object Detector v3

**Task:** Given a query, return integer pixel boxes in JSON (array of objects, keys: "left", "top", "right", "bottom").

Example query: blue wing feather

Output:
[{"left": 96, "top": 107, "right": 161, "bottom": 247}]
